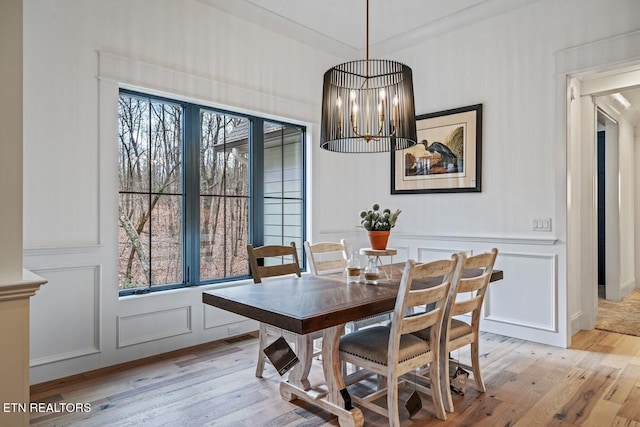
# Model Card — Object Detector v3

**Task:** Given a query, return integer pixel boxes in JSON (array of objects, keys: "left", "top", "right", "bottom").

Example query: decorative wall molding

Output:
[
  {"left": 98, "top": 51, "right": 318, "bottom": 126},
  {"left": 555, "top": 29, "right": 640, "bottom": 76},
  {"left": 620, "top": 278, "right": 637, "bottom": 299},
  {"left": 320, "top": 230, "right": 558, "bottom": 246},
  {"left": 29, "top": 265, "right": 101, "bottom": 366},
  {"left": 0, "top": 269, "right": 47, "bottom": 301},
  {"left": 394, "top": 233, "right": 557, "bottom": 246},
  {"left": 30, "top": 348, "right": 101, "bottom": 368},
  {"left": 117, "top": 306, "right": 192, "bottom": 348},
  {"left": 556, "top": 28, "right": 640, "bottom": 343},
  {"left": 24, "top": 245, "right": 102, "bottom": 257},
  {"left": 484, "top": 251, "right": 558, "bottom": 332},
  {"left": 570, "top": 310, "right": 584, "bottom": 339},
  {"left": 416, "top": 245, "right": 473, "bottom": 262},
  {"left": 203, "top": 305, "right": 252, "bottom": 330}
]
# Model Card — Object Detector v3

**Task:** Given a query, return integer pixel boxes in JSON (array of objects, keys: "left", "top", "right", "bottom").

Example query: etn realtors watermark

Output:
[{"left": 3, "top": 402, "right": 91, "bottom": 413}]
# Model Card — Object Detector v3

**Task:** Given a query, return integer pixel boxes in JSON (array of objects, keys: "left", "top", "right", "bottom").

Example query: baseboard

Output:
[{"left": 620, "top": 278, "right": 637, "bottom": 299}]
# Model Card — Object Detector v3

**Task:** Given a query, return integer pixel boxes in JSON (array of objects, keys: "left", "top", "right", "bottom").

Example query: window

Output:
[{"left": 118, "top": 90, "right": 305, "bottom": 294}]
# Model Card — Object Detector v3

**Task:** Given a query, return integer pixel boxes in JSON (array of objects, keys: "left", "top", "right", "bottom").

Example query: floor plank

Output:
[{"left": 29, "top": 329, "right": 640, "bottom": 426}]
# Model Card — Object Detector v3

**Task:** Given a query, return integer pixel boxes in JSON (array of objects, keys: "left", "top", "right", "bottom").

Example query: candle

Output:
[
  {"left": 350, "top": 90, "right": 358, "bottom": 131},
  {"left": 393, "top": 95, "right": 399, "bottom": 127}
]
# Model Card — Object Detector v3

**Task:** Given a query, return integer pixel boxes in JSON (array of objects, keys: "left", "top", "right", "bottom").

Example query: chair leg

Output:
[
  {"left": 470, "top": 341, "right": 486, "bottom": 392},
  {"left": 387, "top": 373, "right": 401, "bottom": 427},
  {"left": 430, "top": 359, "right": 447, "bottom": 420},
  {"left": 440, "top": 354, "right": 454, "bottom": 413},
  {"left": 377, "top": 374, "right": 387, "bottom": 390},
  {"left": 255, "top": 323, "right": 268, "bottom": 378}
]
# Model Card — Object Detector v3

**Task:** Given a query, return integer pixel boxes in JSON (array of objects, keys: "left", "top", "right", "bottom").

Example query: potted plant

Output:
[{"left": 359, "top": 203, "right": 401, "bottom": 250}]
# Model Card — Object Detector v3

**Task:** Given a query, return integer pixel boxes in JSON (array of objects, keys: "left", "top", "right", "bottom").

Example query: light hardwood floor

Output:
[{"left": 30, "top": 329, "right": 640, "bottom": 426}]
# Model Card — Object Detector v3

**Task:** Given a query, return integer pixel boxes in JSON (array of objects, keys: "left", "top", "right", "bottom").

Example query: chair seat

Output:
[
  {"left": 412, "top": 318, "right": 472, "bottom": 342},
  {"left": 448, "top": 319, "right": 473, "bottom": 341},
  {"left": 339, "top": 326, "right": 433, "bottom": 366}
]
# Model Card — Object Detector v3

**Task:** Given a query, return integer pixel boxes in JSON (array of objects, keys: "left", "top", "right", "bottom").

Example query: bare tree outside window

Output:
[
  {"left": 199, "top": 111, "right": 249, "bottom": 280},
  {"left": 117, "top": 91, "right": 305, "bottom": 293},
  {"left": 118, "top": 95, "right": 183, "bottom": 290}
]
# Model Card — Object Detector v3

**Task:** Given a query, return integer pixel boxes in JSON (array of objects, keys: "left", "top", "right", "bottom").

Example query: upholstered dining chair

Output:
[
  {"left": 413, "top": 248, "right": 498, "bottom": 412},
  {"left": 247, "top": 241, "right": 316, "bottom": 377},
  {"left": 338, "top": 255, "right": 461, "bottom": 425}
]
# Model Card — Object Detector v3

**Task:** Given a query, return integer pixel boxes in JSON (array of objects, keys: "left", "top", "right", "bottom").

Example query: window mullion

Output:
[
  {"left": 184, "top": 104, "right": 200, "bottom": 286},
  {"left": 250, "top": 118, "right": 264, "bottom": 248}
]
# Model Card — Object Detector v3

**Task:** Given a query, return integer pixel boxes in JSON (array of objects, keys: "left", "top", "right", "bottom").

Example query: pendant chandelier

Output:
[{"left": 320, "top": 0, "right": 417, "bottom": 153}]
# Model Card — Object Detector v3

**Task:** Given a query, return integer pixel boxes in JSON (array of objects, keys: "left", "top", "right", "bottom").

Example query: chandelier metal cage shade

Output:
[{"left": 320, "top": 59, "right": 417, "bottom": 153}]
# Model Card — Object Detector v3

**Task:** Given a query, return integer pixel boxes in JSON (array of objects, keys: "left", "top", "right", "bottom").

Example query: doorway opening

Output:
[
  {"left": 595, "top": 107, "right": 620, "bottom": 302},
  {"left": 597, "top": 127, "right": 605, "bottom": 299}
]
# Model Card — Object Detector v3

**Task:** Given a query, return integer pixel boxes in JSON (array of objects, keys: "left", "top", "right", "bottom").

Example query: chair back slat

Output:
[
  {"left": 451, "top": 295, "right": 482, "bottom": 317},
  {"left": 304, "top": 240, "right": 348, "bottom": 275},
  {"left": 464, "top": 251, "right": 496, "bottom": 270},
  {"left": 390, "top": 255, "right": 460, "bottom": 345},
  {"left": 405, "top": 284, "right": 449, "bottom": 309},
  {"left": 448, "top": 249, "right": 498, "bottom": 318},
  {"left": 247, "top": 242, "right": 301, "bottom": 283},
  {"left": 456, "top": 274, "right": 488, "bottom": 294},
  {"left": 308, "top": 242, "right": 345, "bottom": 253},
  {"left": 400, "top": 305, "right": 443, "bottom": 335}
]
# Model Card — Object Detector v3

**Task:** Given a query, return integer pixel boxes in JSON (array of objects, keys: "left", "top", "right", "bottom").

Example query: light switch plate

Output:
[{"left": 532, "top": 218, "right": 552, "bottom": 231}]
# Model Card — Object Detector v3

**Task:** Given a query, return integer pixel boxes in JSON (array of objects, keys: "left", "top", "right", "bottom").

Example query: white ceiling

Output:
[
  {"left": 199, "top": 0, "right": 640, "bottom": 121},
  {"left": 603, "top": 89, "right": 640, "bottom": 125},
  {"left": 241, "top": 0, "right": 485, "bottom": 49},
  {"left": 199, "top": 0, "right": 538, "bottom": 57}
]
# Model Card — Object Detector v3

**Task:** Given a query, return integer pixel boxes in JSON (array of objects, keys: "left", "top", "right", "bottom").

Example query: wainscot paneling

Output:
[
  {"left": 484, "top": 251, "right": 557, "bottom": 332},
  {"left": 117, "top": 306, "right": 192, "bottom": 348},
  {"left": 29, "top": 265, "right": 101, "bottom": 366},
  {"left": 416, "top": 245, "right": 473, "bottom": 262},
  {"left": 317, "top": 230, "right": 562, "bottom": 345},
  {"left": 203, "top": 304, "right": 252, "bottom": 330}
]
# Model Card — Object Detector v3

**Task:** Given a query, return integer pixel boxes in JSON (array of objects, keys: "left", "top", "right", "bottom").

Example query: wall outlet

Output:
[
  {"left": 532, "top": 218, "right": 552, "bottom": 231},
  {"left": 228, "top": 326, "right": 240, "bottom": 335}
]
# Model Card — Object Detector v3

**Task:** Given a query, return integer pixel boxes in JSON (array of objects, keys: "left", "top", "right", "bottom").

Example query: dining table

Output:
[{"left": 202, "top": 262, "right": 503, "bottom": 427}]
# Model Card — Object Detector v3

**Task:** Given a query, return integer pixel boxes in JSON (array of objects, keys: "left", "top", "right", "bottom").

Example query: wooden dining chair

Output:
[
  {"left": 247, "top": 241, "right": 307, "bottom": 377},
  {"left": 338, "top": 255, "right": 461, "bottom": 425},
  {"left": 413, "top": 248, "right": 498, "bottom": 412},
  {"left": 303, "top": 240, "right": 348, "bottom": 275},
  {"left": 304, "top": 239, "right": 387, "bottom": 375},
  {"left": 247, "top": 241, "right": 301, "bottom": 284},
  {"left": 304, "top": 240, "right": 391, "bottom": 331}
]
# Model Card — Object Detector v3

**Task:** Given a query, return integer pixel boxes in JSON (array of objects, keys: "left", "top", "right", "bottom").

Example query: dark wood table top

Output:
[{"left": 202, "top": 267, "right": 503, "bottom": 335}]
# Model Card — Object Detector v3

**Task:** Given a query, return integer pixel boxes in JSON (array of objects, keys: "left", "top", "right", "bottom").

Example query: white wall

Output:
[
  {"left": 603, "top": 114, "right": 621, "bottom": 301},
  {"left": 636, "top": 128, "right": 640, "bottom": 289},
  {"left": 567, "top": 79, "right": 598, "bottom": 331},
  {"left": 0, "top": 0, "right": 23, "bottom": 283},
  {"left": 22, "top": 0, "right": 640, "bottom": 383},
  {"left": 618, "top": 116, "right": 636, "bottom": 297},
  {"left": 23, "top": 0, "right": 340, "bottom": 384}
]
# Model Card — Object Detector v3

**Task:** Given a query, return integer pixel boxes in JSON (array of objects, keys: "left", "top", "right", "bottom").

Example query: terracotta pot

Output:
[{"left": 368, "top": 230, "right": 390, "bottom": 250}]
